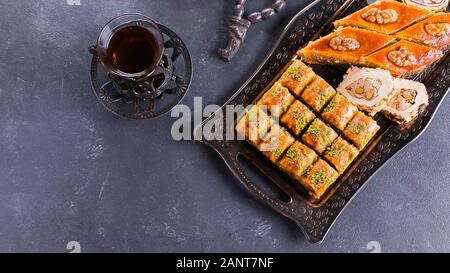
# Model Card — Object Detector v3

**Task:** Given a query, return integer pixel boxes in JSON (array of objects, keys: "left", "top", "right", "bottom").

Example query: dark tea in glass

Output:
[{"left": 93, "top": 14, "right": 164, "bottom": 80}]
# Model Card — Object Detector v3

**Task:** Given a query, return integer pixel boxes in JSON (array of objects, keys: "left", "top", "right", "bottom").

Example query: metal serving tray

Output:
[{"left": 197, "top": 0, "right": 450, "bottom": 243}]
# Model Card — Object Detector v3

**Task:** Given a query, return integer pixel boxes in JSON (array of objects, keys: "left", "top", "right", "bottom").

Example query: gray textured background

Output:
[{"left": 0, "top": 0, "right": 449, "bottom": 253}]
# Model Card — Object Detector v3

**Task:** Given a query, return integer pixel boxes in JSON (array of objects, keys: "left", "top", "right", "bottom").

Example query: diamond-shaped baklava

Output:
[
  {"left": 258, "top": 124, "right": 295, "bottom": 163},
  {"left": 257, "top": 82, "right": 295, "bottom": 118},
  {"left": 299, "top": 159, "right": 339, "bottom": 200},
  {"left": 235, "top": 105, "right": 274, "bottom": 146},
  {"left": 364, "top": 40, "right": 443, "bottom": 77},
  {"left": 343, "top": 111, "right": 380, "bottom": 149},
  {"left": 278, "top": 60, "right": 316, "bottom": 96},
  {"left": 396, "top": 13, "right": 450, "bottom": 49},
  {"left": 321, "top": 93, "right": 359, "bottom": 131},
  {"left": 298, "top": 27, "right": 395, "bottom": 66},
  {"left": 334, "top": 0, "right": 431, "bottom": 35},
  {"left": 278, "top": 141, "right": 317, "bottom": 181},
  {"left": 302, "top": 118, "right": 338, "bottom": 154},
  {"left": 280, "top": 100, "right": 315, "bottom": 136},
  {"left": 300, "top": 76, "right": 337, "bottom": 113},
  {"left": 324, "top": 137, "right": 359, "bottom": 173}
]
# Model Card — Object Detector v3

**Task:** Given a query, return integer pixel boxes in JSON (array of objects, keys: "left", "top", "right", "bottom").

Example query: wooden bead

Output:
[
  {"left": 273, "top": 0, "right": 286, "bottom": 12},
  {"left": 248, "top": 12, "right": 262, "bottom": 23},
  {"left": 261, "top": 8, "right": 276, "bottom": 20}
]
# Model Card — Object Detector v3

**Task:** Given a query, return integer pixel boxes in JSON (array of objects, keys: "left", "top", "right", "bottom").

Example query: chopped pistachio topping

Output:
[
  {"left": 285, "top": 66, "right": 303, "bottom": 81},
  {"left": 274, "top": 148, "right": 284, "bottom": 158},
  {"left": 324, "top": 98, "right": 338, "bottom": 112},
  {"left": 312, "top": 170, "right": 329, "bottom": 185},
  {"left": 271, "top": 86, "right": 282, "bottom": 96},
  {"left": 282, "top": 99, "right": 291, "bottom": 112},
  {"left": 314, "top": 88, "right": 331, "bottom": 107},
  {"left": 306, "top": 122, "right": 323, "bottom": 137},
  {"left": 286, "top": 147, "right": 298, "bottom": 159},
  {"left": 292, "top": 110, "right": 307, "bottom": 129},
  {"left": 327, "top": 142, "right": 344, "bottom": 157},
  {"left": 303, "top": 165, "right": 313, "bottom": 177},
  {"left": 347, "top": 122, "right": 365, "bottom": 134}
]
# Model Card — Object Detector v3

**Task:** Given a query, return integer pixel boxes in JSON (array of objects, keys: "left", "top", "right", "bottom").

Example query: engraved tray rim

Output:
[{"left": 195, "top": 0, "right": 450, "bottom": 243}]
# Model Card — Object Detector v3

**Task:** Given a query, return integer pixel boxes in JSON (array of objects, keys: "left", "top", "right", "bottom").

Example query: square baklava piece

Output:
[
  {"left": 278, "top": 60, "right": 316, "bottom": 97},
  {"left": 324, "top": 137, "right": 359, "bottom": 173},
  {"left": 235, "top": 105, "right": 274, "bottom": 146},
  {"left": 258, "top": 124, "right": 295, "bottom": 163},
  {"left": 321, "top": 93, "right": 358, "bottom": 131},
  {"left": 299, "top": 159, "right": 339, "bottom": 200},
  {"left": 257, "top": 82, "right": 295, "bottom": 118},
  {"left": 301, "top": 118, "right": 338, "bottom": 154},
  {"left": 278, "top": 141, "right": 317, "bottom": 181},
  {"left": 343, "top": 111, "right": 380, "bottom": 149},
  {"left": 300, "top": 76, "right": 336, "bottom": 113},
  {"left": 280, "top": 100, "right": 315, "bottom": 136}
]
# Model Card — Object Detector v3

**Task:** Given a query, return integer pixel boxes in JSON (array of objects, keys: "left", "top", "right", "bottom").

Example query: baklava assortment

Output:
[
  {"left": 337, "top": 66, "right": 429, "bottom": 122},
  {"left": 235, "top": 0, "right": 445, "bottom": 200},
  {"left": 236, "top": 60, "right": 380, "bottom": 200},
  {"left": 298, "top": 0, "right": 449, "bottom": 77}
]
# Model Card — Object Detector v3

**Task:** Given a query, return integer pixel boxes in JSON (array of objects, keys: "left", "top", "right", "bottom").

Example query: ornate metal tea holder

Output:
[{"left": 89, "top": 24, "right": 192, "bottom": 120}]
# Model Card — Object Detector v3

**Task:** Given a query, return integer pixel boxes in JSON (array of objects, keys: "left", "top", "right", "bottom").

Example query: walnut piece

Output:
[
  {"left": 346, "top": 78, "right": 382, "bottom": 101},
  {"left": 389, "top": 89, "right": 418, "bottom": 111},
  {"left": 361, "top": 8, "right": 399, "bottom": 25},
  {"left": 387, "top": 46, "right": 417, "bottom": 67},
  {"left": 329, "top": 36, "right": 361, "bottom": 51},
  {"left": 425, "top": 23, "right": 450, "bottom": 37}
]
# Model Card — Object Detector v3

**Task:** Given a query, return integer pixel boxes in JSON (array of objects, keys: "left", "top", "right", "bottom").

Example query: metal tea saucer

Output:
[{"left": 89, "top": 24, "right": 192, "bottom": 120}]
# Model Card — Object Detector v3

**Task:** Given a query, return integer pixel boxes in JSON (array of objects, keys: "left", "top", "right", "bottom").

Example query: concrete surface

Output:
[{"left": 0, "top": 0, "right": 449, "bottom": 252}]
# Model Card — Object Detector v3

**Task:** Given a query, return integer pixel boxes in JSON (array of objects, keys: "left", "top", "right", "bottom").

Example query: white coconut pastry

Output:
[
  {"left": 403, "top": 0, "right": 449, "bottom": 12},
  {"left": 337, "top": 67, "right": 395, "bottom": 116},
  {"left": 382, "top": 78, "right": 429, "bottom": 124}
]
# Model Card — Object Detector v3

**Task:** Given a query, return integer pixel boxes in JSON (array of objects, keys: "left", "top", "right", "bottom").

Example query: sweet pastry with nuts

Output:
[
  {"left": 258, "top": 124, "right": 295, "bottom": 163},
  {"left": 278, "top": 141, "right": 318, "bottom": 182},
  {"left": 280, "top": 100, "right": 316, "bottom": 136},
  {"left": 324, "top": 137, "right": 359, "bottom": 174},
  {"left": 257, "top": 82, "right": 295, "bottom": 118},
  {"left": 278, "top": 60, "right": 316, "bottom": 96},
  {"left": 396, "top": 13, "right": 450, "bottom": 49},
  {"left": 298, "top": 27, "right": 395, "bottom": 66},
  {"left": 336, "top": 67, "right": 395, "bottom": 115},
  {"left": 321, "top": 93, "right": 359, "bottom": 131},
  {"left": 300, "top": 76, "right": 337, "bottom": 113},
  {"left": 334, "top": 0, "right": 431, "bottom": 35},
  {"left": 301, "top": 118, "right": 339, "bottom": 154},
  {"left": 235, "top": 105, "right": 274, "bottom": 146},
  {"left": 382, "top": 78, "right": 429, "bottom": 124},
  {"left": 343, "top": 111, "right": 380, "bottom": 149},
  {"left": 364, "top": 40, "right": 443, "bottom": 77},
  {"left": 403, "top": 0, "right": 449, "bottom": 11},
  {"left": 299, "top": 159, "right": 339, "bottom": 200}
]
